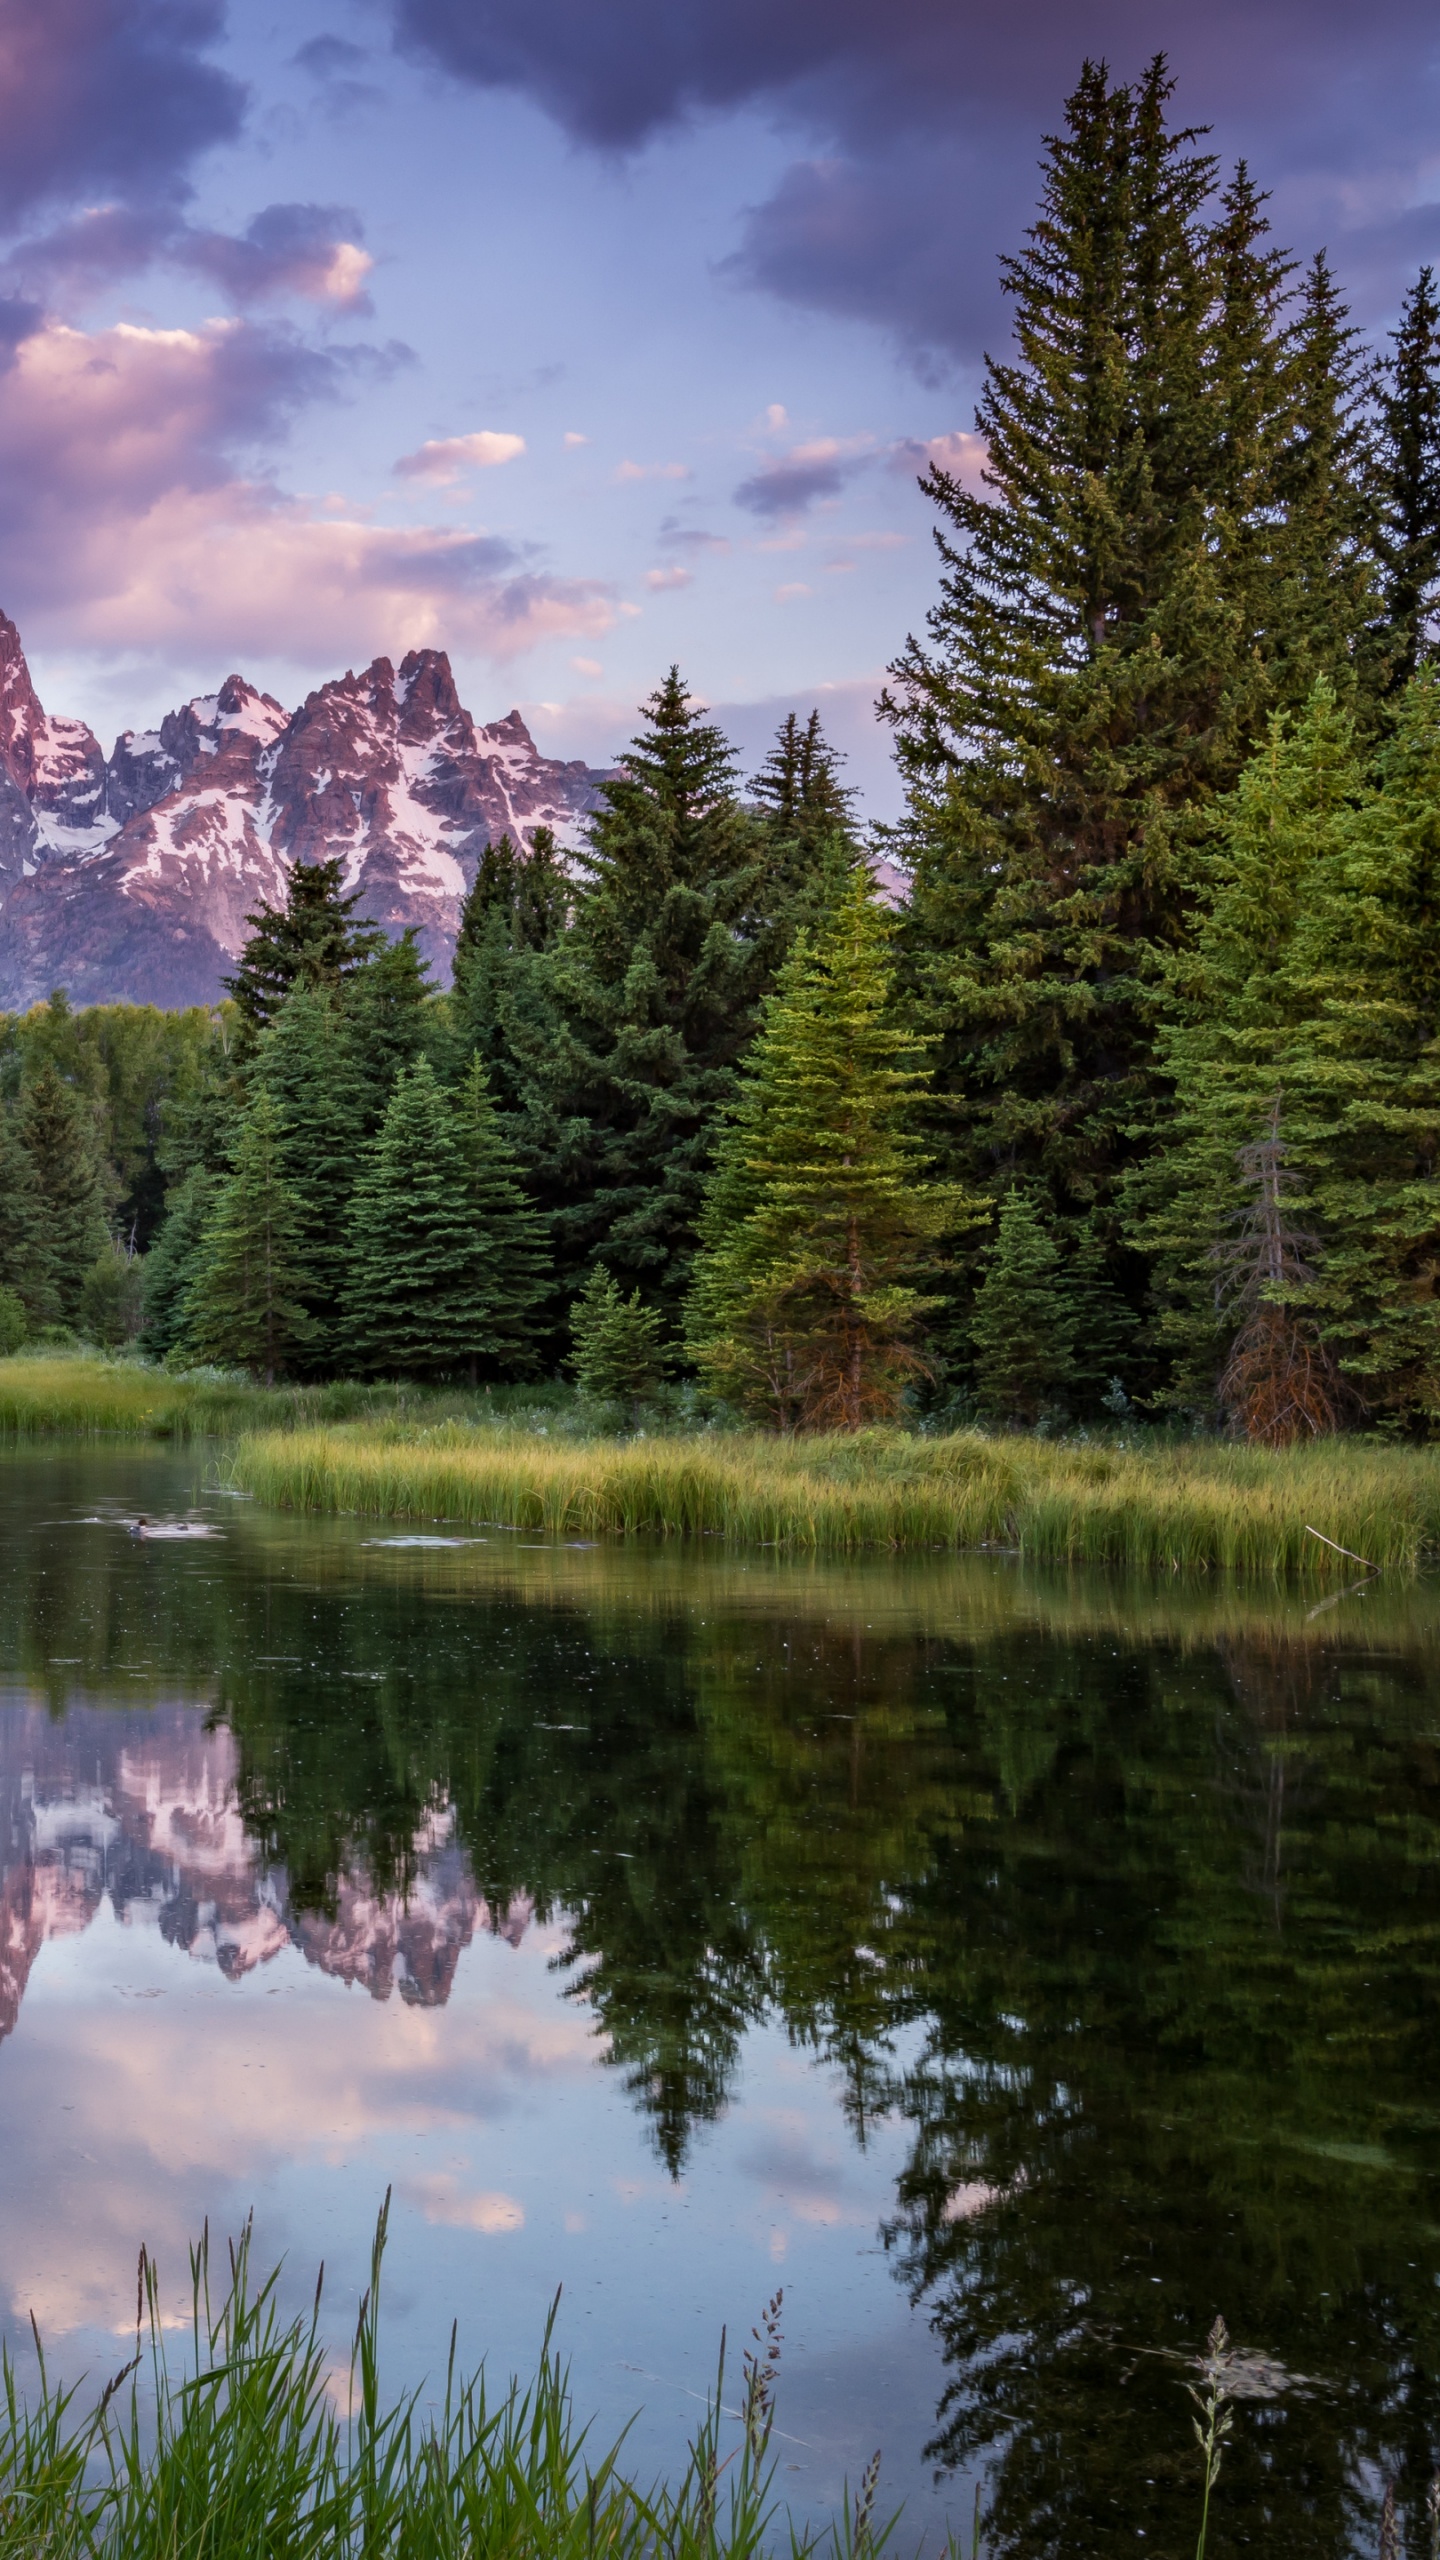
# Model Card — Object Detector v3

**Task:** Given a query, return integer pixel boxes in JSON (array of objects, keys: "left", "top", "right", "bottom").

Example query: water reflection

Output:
[{"left": 2, "top": 1447, "right": 1439, "bottom": 2557}]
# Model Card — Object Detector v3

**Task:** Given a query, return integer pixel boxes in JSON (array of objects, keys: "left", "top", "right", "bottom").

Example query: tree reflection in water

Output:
[{"left": 3, "top": 1466, "right": 1439, "bottom": 2560}]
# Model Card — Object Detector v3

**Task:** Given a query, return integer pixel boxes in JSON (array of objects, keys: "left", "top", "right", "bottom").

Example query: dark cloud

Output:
[
  {"left": 2, "top": 203, "right": 375, "bottom": 315},
  {"left": 294, "top": 34, "right": 370, "bottom": 78},
  {"left": 734, "top": 448, "right": 863, "bottom": 517},
  {"left": 182, "top": 204, "right": 374, "bottom": 310},
  {"left": 389, "top": 0, "right": 1440, "bottom": 360},
  {"left": 0, "top": 0, "right": 244, "bottom": 231}
]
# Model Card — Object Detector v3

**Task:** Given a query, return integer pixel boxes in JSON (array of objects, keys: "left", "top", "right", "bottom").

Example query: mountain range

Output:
[
  {"left": 0, "top": 612, "right": 611, "bottom": 1012},
  {"left": 0, "top": 1702, "right": 528, "bottom": 2045}
]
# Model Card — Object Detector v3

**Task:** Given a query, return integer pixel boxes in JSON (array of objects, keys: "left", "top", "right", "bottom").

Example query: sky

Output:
[{"left": 3, "top": 1, "right": 1440, "bottom": 814}]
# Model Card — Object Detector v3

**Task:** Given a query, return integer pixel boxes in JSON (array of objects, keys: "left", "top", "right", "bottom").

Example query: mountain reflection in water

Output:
[{"left": 1, "top": 1445, "right": 1439, "bottom": 2560}]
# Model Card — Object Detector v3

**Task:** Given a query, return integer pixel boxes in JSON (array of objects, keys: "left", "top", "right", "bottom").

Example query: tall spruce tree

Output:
[
  {"left": 0, "top": 1102, "right": 57, "bottom": 1326},
  {"left": 17, "top": 1063, "right": 108, "bottom": 1330},
  {"left": 969, "top": 1192, "right": 1077, "bottom": 1427},
  {"left": 687, "top": 863, "right": 974, "bottom": 1429},
  {"left": 1135, "top": 683, "right": 1370, "bottom": 1409},
  {"left": 452, "top": 1055, "right": 551, "bottom": 1374},
  {"left": 183, "top": 1089, "right": 315, "bottom": 1383},
  {"left": 886, "top": 58, "right": 1374, "bottom": 1268},
  {"left": 343, "top": 926, "right": 435, "bottom": 1131},
  {"left": 449, "top": 828, "right": 571, "bottom": 1115},
  {"left": 139, "top": 1164, "right": 220, "bottom": 1360},
  {"left": 517, "top": 671, "right": 769, "bottom": 1316},
  {"left": 343, "top": 1057, "right": 544, "bottom": 1379},
  {"left": 224, "top": 855, "right": 385, "bottom": 1037},
  {"left": 1374, "top": 265, "right": 1440, "bottom": 688},
  {"left": 247, "top": 985, "right": 370, "bottom": 1368},
  {"left": 1273, "top": 674, "right": 1440, "bottom": 1424},
  {"left": 749, "top": 710, "right": 856, "bottom": 933}
]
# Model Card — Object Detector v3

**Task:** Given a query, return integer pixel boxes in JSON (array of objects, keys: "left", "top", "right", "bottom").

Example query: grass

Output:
[
  {"left": 0, "top": 2206, "right": 898, "bottom": 2560},
  {"left": 231, "top": 1418, "right": 1440, "bottom": 1575},
  {"left": 10, "top": 1352, "right": 1440, "bottom": 1575},
  {"left": 0, "top": 1354, "right": 573, "bottom": 1442}
]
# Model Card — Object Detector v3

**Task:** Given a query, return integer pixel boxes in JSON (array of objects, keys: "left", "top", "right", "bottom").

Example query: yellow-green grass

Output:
[
  {"left": 0, "top": 1356, "right": 554, "bottom": 1438},
  {"left": 232, "top": 1419, "right": 1440, "bottom": 1574}
]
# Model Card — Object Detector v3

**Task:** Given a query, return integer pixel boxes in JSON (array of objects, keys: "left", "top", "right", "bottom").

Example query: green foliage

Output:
[
  {"left": 184, "top": 1088, "right": 316, "bottom": 1383},
  {"left": 570, "top": 1265, "right": 672, "bottom": 1407},
  {"left": 453, "top": 1054, "right": 551, "bottom": 1374},
  {"left": 139, "top": 1164, "right": 220, "bottom": 1359},
  {"left": 341, "top": 924, "right": 435, "bottom": 1127},
  {"left": 343, "top": 1057, "right": 544, "bottom": 1380},
  {"left": 748, "top": 708, "right": 857, "bottom": 935},
  {"left": 689, "top": 864, "right": 974, "bottom": 1428},
  {"left": 246, "top": 984, "right": 370, "bottom": 1363},
  {"left": 969, "top": 1191, "right": 1077, "bottom": 1425},
  {"left": 886, "top": 59, "right": 1375, "bottom": 1257},
  {"left": 78, "top": 1242, "right": 144, "bottom": 1348},
  {"left": 448, "top": 827, "right": 572, "bottom": 1119},
  {"left": 1142, "top": 674, "right": 1440, "bottom": 1429},
  {"left": 16, "top": 1060, "right": 109, "bottom": 1330},
  {"left": 222, "top": 853, "right": 385, "bottom": 1037},
  {"left": 1373, "top": 263, "right": 1440, "bottom": 688},
  {"left": 0, "top": 1288, "right": 26, "bottom": 1355},
  {"left": 521, "top": 670, "right": 770, "bottom": 1312}
]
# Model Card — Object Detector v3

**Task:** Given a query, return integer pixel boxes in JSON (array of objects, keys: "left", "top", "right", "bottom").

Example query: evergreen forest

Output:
[{"left": 8, "top": 57, "right": 1440, "bottom": 1442}]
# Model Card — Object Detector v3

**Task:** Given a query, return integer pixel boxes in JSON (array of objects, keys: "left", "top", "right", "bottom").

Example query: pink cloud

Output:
[
  {"left": 0, "top": 317, "right": 612, "bottom": 664},
  {"left": 394, "top": 431, "right": 527, "bottom": 484}
]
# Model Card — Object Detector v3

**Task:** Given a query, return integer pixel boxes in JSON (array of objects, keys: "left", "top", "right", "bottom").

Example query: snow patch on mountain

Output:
[{"left": 0, "top": 615, "right": 612, "bottom": 1008}]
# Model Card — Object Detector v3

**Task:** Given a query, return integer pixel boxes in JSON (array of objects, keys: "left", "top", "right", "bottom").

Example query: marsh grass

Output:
[
  {"left": 0, "top": 1356, "right": 574, "bottom": 1443},
  {"left": 0, "top": 2205, "right": 899, "bottom": 2560},
  {"left": 232, "top": 1421, "right": 1440, "bottom": 1574}
]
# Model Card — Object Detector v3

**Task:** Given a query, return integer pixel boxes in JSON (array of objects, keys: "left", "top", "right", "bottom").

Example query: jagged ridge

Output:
[{"left": 0, "top": 611, "right": 610, "bottom": 1009}]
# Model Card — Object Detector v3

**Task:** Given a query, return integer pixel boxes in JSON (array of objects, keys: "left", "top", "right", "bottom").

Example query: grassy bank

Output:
[
  {"left": 0, "top": 2211, "right": 889, "bottom": 2560},
  {"left": 232, "top": 1419, "right": 1440, "bottom": 1573},
  {"left": 0, "top": 1355, "right": 566, "bottom": 1441}
]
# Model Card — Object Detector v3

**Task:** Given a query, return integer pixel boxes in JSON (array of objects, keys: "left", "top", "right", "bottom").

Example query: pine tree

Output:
[
  {"left": 1272, "top": 252, "right": 1377, "bottom": 701},
  {"left": 1274, "top": 673, "right": 1440, "bottom": 1423},
  {"left": 223, "top": 855, "right": 385, "bottom": 1037},
  {"left": 343, "top": 1058, "right": 538, "bottom": 1379},
  {"left": 688, "top": 863, "right": 974, "bottom": 1429},
  {"left": 570, "top": 1266, "right": 671, "bottom": 1411},
  {"left": 17, "top": 1062, "right": 108, "bottom": 1330},
  {"left": 0, "top": 1101, "right": 57, "bottom": 1326},
  {"left": 139, "top": 1164, "right": 219, "bottom": 1360},
  {"left": 342, "top": 926, "right": 435, "bottom": 1132},
  {"left": 885, "top": 59, "right": 1374, "bottom": 1268},
  {"left": 183, "top": 1090, "right": 315, "bottom": 1383},
  {"left": 247, "top": 985, "right": 370, "bottom": 1368},
  {"left": 519, "top": 670, "right": 768, "bottom": 1315},
  {"left": 1135, "top": 682, "right": 1370, "bottom": 1408},
  {"left": 1374, "top": 265, "right": 1440, "bottom": 688},
  {"left": 1067, "top": 1213, "right": 1141, "bottom": 1413},
  {"left": 452, "top": 1056, "right": 551, "bottom": 1375},
  {"left": 0, "top": 1286, "right": 25, "bottom": 1355},
  {"left": 748, "top": 709, "right": 856, "bottom": 933},
  {"left": 450, "top": 829, "right": 570, "bottom": 1115},
  {"left": 969, "top": 1192, "right": 1077, "bottom": 1427}
]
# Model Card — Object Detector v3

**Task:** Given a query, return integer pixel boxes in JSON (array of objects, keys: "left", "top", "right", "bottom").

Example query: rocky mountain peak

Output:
[{"left": 0, "top": 609, "right": 612, "bottom": 1010}]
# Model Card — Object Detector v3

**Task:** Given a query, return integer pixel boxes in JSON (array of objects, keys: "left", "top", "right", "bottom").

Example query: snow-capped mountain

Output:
[
  {"left": 0, "top": 1703, "right": 529, "bottom": 2044},
  {"left": 0, "top": 612, "right": 611, "bottom": 1010}
]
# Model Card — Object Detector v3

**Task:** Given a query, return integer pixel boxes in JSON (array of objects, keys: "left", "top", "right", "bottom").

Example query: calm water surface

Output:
[{"left": 1, "top": 1444, "right": 1438, "bottom": 2558}]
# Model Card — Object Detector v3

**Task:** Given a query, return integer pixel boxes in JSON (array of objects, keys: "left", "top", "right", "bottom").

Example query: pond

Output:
[{"left": 1, "top": 1443, "right": 1438, "bottom": 2559}]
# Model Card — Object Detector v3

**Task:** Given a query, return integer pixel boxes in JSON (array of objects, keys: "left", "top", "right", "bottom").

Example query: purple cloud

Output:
[
  {"left": 2, "top": 202, "right": 376, "bottom": 314},
  {"left": 0, "top": 0, "right": 244, "bottom": 230},
  {"left": 388, "top": 0, "right": 1440, "bottom": 359},
  {"left": 734, "top": 436, "right": 872, "bottom": 517}
]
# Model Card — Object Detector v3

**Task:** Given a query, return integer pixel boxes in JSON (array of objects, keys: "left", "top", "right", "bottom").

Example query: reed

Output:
[
  {"left": 0, "top": 2205, "right": 894, "bottom": 2560},
  {"left": 231, "top": 1421, "right": 1440, "bottom": 1573}
]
